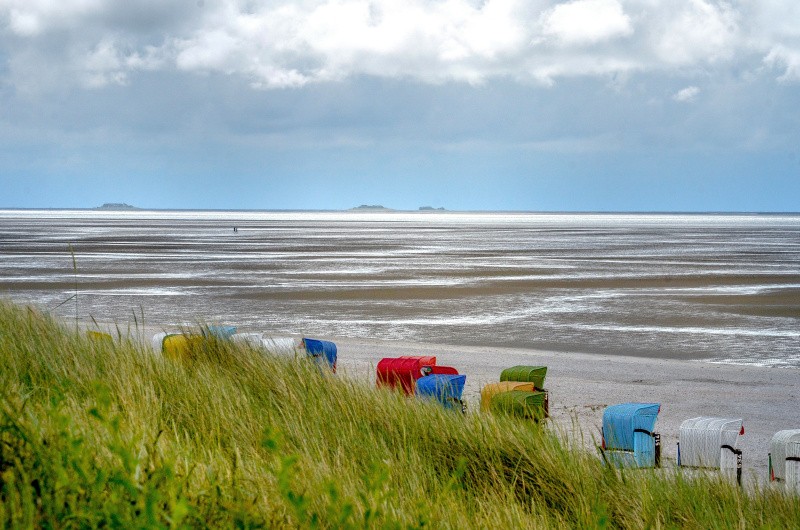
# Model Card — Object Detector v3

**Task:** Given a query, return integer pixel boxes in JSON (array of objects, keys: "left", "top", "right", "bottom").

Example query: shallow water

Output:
[{"left": 1, "top": 209, "right": 799, "bottom": 367}]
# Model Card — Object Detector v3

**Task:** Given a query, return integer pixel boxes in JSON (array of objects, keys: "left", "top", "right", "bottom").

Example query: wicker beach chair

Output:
[
  {"left": 499, "top": 365, "right": 547, "bottom": 389},
  {"left": 769, "top": 430, "right": 800, "bottom": 492},
  {"left": 205, "top": 325, "right": 237, "bottom": 339},
  {"left": 601, "top": 403, "right": 662, "bottom": 468},
  {"left": 301, "top": 338, "right": 337, "bottom": 372},
  {"left": 480, "top": 381, "right": 536, "bottom": 411},
  {"left": 376, "top": 356, "right": 437, "bottom": 394},
  {"left": 86, "top": 330, "right": 113, "bottom": 343},
  {"left": 160, "top": 333, "right": 205, "bottom": 361},
  {"left": 678, "top": 416, "right": 744, "bottom": 484},
  {"left": 232, "top": 333, "right": 302, "bottom": 356},
  {"left": 415, "top": 374, "right": 467, "bottom": 413},
  {"left": 489, "top": 390, "right": 549, "bottom": 421},
  {"left": 485, "top": 365, "right": 550, "bottom": 419},
  {"left": 262, "top": 336, "right": 303, "bottom": 356}
]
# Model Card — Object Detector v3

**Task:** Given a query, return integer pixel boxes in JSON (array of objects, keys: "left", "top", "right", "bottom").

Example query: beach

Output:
[{"left": 4, "top": 209, "right": 799, "bottom": 481}]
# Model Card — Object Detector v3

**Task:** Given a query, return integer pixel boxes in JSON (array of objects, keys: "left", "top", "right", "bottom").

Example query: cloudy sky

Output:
[{"left": 1, "top": 0, "right": 799, "bottom": 211}]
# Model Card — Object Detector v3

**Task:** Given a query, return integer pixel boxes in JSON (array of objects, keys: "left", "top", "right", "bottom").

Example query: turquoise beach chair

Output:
[{"left": 601, "top": 403, "right": 662, "bottom": 468}]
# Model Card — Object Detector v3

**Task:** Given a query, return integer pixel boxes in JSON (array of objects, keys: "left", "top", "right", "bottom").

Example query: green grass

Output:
[{"left": 1, "top": 299, "right": 798, "bottom": 528}]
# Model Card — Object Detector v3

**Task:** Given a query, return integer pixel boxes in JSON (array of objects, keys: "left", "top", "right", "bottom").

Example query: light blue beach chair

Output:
[{"left": 601, "top": 403, "right": 662, "bottom": 468}]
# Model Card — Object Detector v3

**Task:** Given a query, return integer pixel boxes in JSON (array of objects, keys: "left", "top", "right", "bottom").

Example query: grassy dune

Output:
[{"left": 1, "top": 300, "right": 798, "bottom": 528}]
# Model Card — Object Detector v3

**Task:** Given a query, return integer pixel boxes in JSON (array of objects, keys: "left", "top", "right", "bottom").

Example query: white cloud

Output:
[
  {"left": 673, "top": 85, "right": 700, "bottom": 102},
  {"left": 651, "top": 0, "right": 740, "bottom": 65},
  {"left": 763, "top": 45, "right": 800, "bottom": 82},
  {"left": 540, "top": 0, "right": 633, "bottom": 46},
  {"left": 2, "top": 0, "right": 800, "bottom": 90}
]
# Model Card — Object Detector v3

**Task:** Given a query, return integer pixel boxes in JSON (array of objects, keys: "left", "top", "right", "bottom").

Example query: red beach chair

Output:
[
  {"left": 426, "top": 365, "right": 459, "bottom": 375},
  {"left": 377, "top": 356, "right": 437, "bottom": 395}
]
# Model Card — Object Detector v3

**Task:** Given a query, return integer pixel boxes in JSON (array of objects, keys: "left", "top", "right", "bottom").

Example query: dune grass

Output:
[{"left": 1, "top": 300, "right": 799, "bottom": 528}]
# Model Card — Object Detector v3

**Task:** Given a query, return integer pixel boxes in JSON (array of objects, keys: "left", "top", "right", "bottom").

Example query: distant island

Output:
[
  {"left": 96, "top": 203, "right": 139, "bottom": 210},
  {"left": 350, "top": 205, "right": 394, "bottom": 211},
  {"left": 419, "top": 206, "right": 446, "bottom": 211}
]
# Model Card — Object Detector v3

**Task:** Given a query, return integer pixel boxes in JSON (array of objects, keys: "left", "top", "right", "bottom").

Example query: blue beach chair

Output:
[
  {"left": 301, "top": 338, "right": 338, "bottom": 372},
  {"left": 601, "top": 403, "right": 662, "bottom": 468},
  {"left": 415, "top": 374, "right": 467, "bottom": 413},
  {"left": 206, "top": 325, "right": 237, "bottom": 339}
]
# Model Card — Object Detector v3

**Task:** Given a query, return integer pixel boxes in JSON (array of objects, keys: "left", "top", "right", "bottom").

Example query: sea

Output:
[{"left": 1, "top": 209, "right": 799, "bottom": 368}]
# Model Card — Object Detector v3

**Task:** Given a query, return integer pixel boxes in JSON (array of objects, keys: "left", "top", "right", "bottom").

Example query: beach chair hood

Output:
[
  {"left": 480, "top": 381, "right": 536, "bottom": 411},
  {"left": 302, "top": 338, "right": 337, "bottom": 371},
  {"left": 602, "top": 403, "right": 660, "bottom": 467},
  {"left": 489, "top": 390, "right": 548, "bottom": 420},
  {"left": 415, "top": 374, "right": 466, "bottom": 409},
  {"left": 206, "top": 325, "right": 237, "bottom": 339},
  {"left": 770, "top": 429, "right": 800, "bottom": 481},
  {"left": 376, "top": 356, "right": 436, "bottom": 394},
  {"left": 679, "top": 417, "right": 744, "bottom": 469},
  {"left": 499, "top": 365, "right": 547, "bottom": 388}
]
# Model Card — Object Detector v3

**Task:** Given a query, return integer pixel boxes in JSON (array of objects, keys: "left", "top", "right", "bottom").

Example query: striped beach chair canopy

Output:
[{"left": 679, "top": 417, "right": 744, "bottom": 469}]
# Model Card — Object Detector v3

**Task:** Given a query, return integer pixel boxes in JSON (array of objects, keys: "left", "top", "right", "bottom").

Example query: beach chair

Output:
[
  {"left": 376, "top": 356, "right": 436, "bottom": 394},
  {"left": 480, "top": 381, "right": 536, "bottom": 411},
  {"left": 231, "top": 332, "right": 264, "bottom": 348},
  {"left": 678, "top": 417, "right": 744, "bottom": 484},
  {"left": 415, "top": 374, "right": 467, "bottom": 413},
  {"left": 232, "top": 333, "right": 302, "bottom": 357},
  {"left": 426, "top": 365, "right": 459, "bottom": 375},
  {"left": 490, "top": 365, "right": 550, "bottom": 419},
  {"left": 769, "top": 430, "right": 800, "bottom": 492},
  {"left": 262, "top": 336, "right": 303, "bottom": 356},
  {"left": 86, "top": 330, "right": 113, "bottom": 343},
  {"left": 301, "top": 338, "right": 337, "bottom": 372},
  {"left": 489, "top": 390, "right": 548, "bottom": 421},
  {"left": 205, "top": 325, "right": 237, "bottom": 339},
  {"left": 160, "top": 333, "right": 205, "bottom": 362},
  {"left": 601, "top": 403, "right": 661, "bottom": 468},
  {"left": 500, "top": 365, "right": 547, "bottom": 389}
]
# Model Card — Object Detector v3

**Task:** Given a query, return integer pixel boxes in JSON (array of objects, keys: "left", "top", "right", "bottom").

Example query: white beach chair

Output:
[
  {"left": 151, "top": 331, "right": 168, "bottom": 353},
  {"left": 769, "top": 429, "right": 800, "bottom": 490},
  {"left": 786, "top": 442, "right": 800, "bottom": 494},
  {"left": 262, "top": 336, "right": 302, "bottom": 356},
  {"left": 679, "top": 417, "right": 744, "bottom": 483},
  {"left": 231, "top": 332, "right": 264, "bottom": 348},
  {"left": 232, "top": 333, "right": 302, "bottom": 357}
]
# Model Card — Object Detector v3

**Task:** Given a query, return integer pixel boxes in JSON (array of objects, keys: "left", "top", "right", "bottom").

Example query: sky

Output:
[{"left": 1, "top": 0, "right": 799, "bottom": 212}]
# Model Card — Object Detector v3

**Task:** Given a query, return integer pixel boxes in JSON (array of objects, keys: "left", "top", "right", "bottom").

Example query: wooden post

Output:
[{"left": 655, "top": 433, "right": 662, "bottom": 468}]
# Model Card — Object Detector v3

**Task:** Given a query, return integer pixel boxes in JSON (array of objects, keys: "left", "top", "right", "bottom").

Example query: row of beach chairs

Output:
[
  {"left": 601, "top": 404, "right": 800, "bottom": 491},
  {"left": 148, "top": 326, "right": 338, "bottom": 372},
  {"left": 94, "top": 328, "right": 799, "bottom": 490}
]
